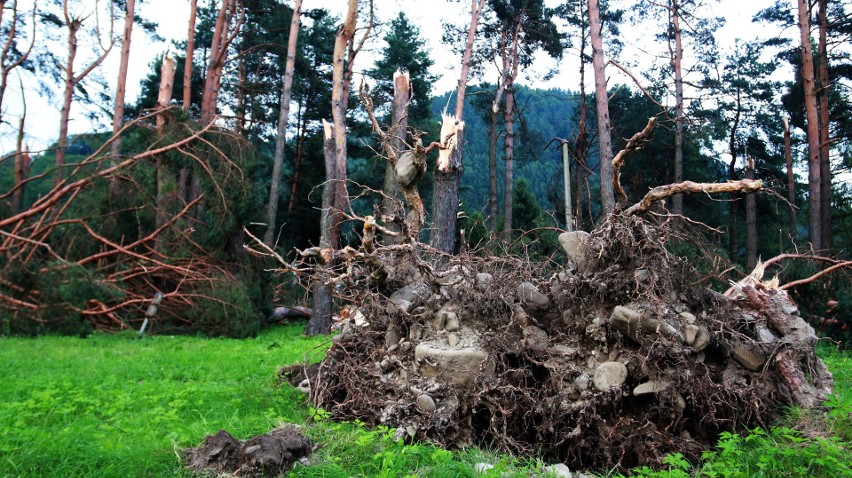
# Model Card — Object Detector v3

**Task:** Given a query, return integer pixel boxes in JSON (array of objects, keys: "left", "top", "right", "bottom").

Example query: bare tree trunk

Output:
[
  {"left": 154, "top": 55, "right": 176, "bottom": 255},
  {"left": 110, "top": 0, "right": 135, "bottom": 160},
  {"left": 817, "top": 0, "right": 831, "bottom": 249},
  {"left": 728, "top": 94, "right": 741, "bottom": 263},
  {"left": 671, "top": 0, "right": 684, "bottom": 215},
  {"left": 574, "top": 6, "right": 588, "bottom": 230},
  {"left": 287, "top": 104, "right": 307, "bottom": 214},
  {"left": 745, "top": 156, "right": 757, "bottom": 269},
  {"left": 183, "top": 0, "right": 197, "bottom": 111},
  {"left": 235, "top": 56, "right": 245, "bottom": 135},
  {"left": 381, "top": 70, "right": 410, "bottom": 244},
  {"left": 502, "top": 87, "right": 515, "bottom": 238},
  {"left": 306, "top": 121, "right": 339, "bottom": 336},
  {"left": 308, "top": 0, "right": 358, "bottom": 336},
  {"left": 56, "top": 1, "right": 114, "bottom": 183},
  {"left": 12, "top": 115, "right": 28, "bottom": 213},
  {"left": 429, "top": 0, "right": 486, "bottom": 254},
  {"left": 784, "top": 117, "right": 797, "bottom": 243},
  {"left": 179, "top": 0, "right": 197, "bottom": 204},
  {"left": 797, "top": 0, "right": 822, "bottom": 251},
  {"left": 587, "top": 0, "right": 614, "bottom": 216},
  {"left": 487, "top": 108, "right": 499, "bottom": 232},
  {"left": 263, "top": 0, "right": 302, "bottom": 246}
]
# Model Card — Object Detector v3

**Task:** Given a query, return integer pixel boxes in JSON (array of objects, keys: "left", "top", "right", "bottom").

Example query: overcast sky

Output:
[{"left": 1, "top": 0, "right": 788, "bottom": 153}]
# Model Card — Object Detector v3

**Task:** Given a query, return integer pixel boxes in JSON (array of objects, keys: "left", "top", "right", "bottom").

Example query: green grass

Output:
[
  {"left": 0, "top": 326, "right": 329, "bottom": 477},
  {"left": 0, "top": 328, "right": 850, "bottom": 478}
]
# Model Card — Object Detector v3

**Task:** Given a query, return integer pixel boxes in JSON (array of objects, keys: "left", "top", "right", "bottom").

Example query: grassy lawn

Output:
[{"left": 0, "top": 326, "right": 849, "bottom": 477}]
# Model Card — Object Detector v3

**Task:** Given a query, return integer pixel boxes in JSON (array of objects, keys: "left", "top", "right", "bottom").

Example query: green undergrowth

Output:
[{"left": 0, "top": 328, "right": 849, "bottom": 478}]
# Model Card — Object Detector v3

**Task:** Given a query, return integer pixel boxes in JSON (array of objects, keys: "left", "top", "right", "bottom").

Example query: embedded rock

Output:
[
  {"left": 558, "top": 231, "right": 590, "bottom": 264},
  {"left": 593, "top": 362, "right": 628, "bottom": 391},
  {"left": 415, "top": 342, "right": 494, "bottom": 387}
]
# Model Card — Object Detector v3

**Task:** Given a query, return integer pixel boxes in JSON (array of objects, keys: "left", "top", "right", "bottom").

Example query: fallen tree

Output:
[{"left": 256, "top": 116, "right": 835, "bottom": 471}]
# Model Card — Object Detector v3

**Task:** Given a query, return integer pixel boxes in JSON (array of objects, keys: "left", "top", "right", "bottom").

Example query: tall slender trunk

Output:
[
  {"left": 671, "top": 0, "right": 684, "bottom": 214},
  {"left": 487, "top": 109, "right": 498, "bottom": 232},
  {"left": 502, "top": 86, "right": 515, "bottom": 238},
  {"left": 12, "top": 115, "right": 27, "bottom": 213},
  {"left": 575, "top": 6, "right": 588, "bottom": 230},
  {"left": 110, "top": 0, "right": 135, "bottom": 160},
  {"left": 745, "top": 155, "right": 757, "bottom": 269},
  {"left": 154, "top": 55, "right": 176, "bottom": 255},
  {"left": 308, "top": 0, "right": 358, "bottom": 336},
  {"left": 235, "top": 56, "right": 246, "bottom": 135},
  {"left": 183, "top": 0, "right": 197, "bottom": 110},
  {"left": 587, "top": 0, "right": 614, "bottom": 217},
  {"left": 381, "top": 70, "right": 410, "bottom": 244},
  {"left": 263, "top": 0, "right": 301, "bottom": 246},
  {"left": 429, "top": 0, "right": 486, "bottom": 254},
  {"left": 287, "top": 103, "right": 307, "bottom": 214},
  {"left": 784, "top": 117, "right": 797, "bottom": 243},
  {"left": 56, "top": 19, "right": 80, "bottom": 179},
  {"left": 728, "top": 93, "right": 741, "bottom": 263},
  {"left": 797, "top": 0, "right": 822, "bottom": 251},
  {"left": 817, "top": 0, "right": 831, "bottom": 249}
]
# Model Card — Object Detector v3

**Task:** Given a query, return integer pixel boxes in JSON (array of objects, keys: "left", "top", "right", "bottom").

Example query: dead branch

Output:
[
  {"left": 624, "top": 179, "right": 762, "bottom": 216},
  {"left": 611, "top": 117, "right": 657, "bottom": 209}
]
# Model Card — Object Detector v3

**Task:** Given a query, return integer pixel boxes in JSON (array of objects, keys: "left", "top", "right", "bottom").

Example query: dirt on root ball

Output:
[
  {"left": 184, "top": 425, "right": 312, "bottom": 477},
  {"left": 307, "top": 215, "right": 833, "bottom": 472}
]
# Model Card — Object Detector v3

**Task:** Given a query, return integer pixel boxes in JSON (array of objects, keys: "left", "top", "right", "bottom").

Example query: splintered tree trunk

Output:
[
  {"left": 588, "top": 0, "right": 614, "bottom": 217},
  {"left": 307, "top": 121, "right": 339, "bottom": 336},
  {"left": 502, "top": 87, "right": 515, "bottom": 238},
  {"left": 817, "top": 0, "right": 831, "bottom": 249},
  {"left": 263, "top": 0, "right": 302, "bottom": 246},
  {"left": 381, "top": 70, "right": 410, "bottom": 244},
  {"left": 728, "top": 94, "right": 741, "bottom": 263},
  {"left": 287, "top": 105, "right": 307, "bottom": 214},
  {"left": 784, "top": 117, "right": 797, "bottom": 243},
  {"left": 797, "top": 0, "right": 822, "bottom": 251},
  {"left": 429, "top": 0, "right": 485, "bottom": 254},
  {"left": 154, "top": 55, "right": 176, "bottom": 255},
  {"left": 671, "top": 0, "right": 684, "bottom": 215},
  {"left": 110, "top": 0, "right": 135, "bottom": 160},
  {"left": 488, "top": 109, "right": 498, "bottom": 232},
  {"left": 745, "top": 156, "right": 757, "bottom": 269},
  {"left": 307, "top": 0, "right": 358, "bottom": 336}
]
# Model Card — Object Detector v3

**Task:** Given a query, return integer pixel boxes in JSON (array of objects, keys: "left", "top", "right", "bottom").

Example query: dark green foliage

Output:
[{"left": 512, "top": 178, "right": 541, "bottom": 231}]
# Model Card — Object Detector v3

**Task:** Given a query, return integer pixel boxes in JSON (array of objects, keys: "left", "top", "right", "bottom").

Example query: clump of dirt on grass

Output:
[
  {"left": 303, "top": 214, "right": 833, "bottom": 471},
  {"left": 184, "top": 425, "right": 312, "bottom": 477}
]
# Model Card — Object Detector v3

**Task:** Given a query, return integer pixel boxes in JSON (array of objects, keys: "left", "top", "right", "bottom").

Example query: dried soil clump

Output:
[
  {"left": 308, "top": 215, "right": 833, "bottom": 471},
  {"left": 184, "top": 425, "right": 312, "bottom": 477}
]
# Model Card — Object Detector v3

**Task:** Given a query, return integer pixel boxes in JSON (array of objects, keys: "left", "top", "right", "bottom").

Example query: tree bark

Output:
[
  {"left": 306, "top": 120, "right": 339, "bottom": 336},
  {"left": 671, "top": 0, "right": 684, "bottom": 215},
  {"left": 154, "top": 54, "right": 176, "bottom": 255},
  {"left": 430, "top": 0, "right": 485, "bottom": 254},
  {"left": 110, "top": 0, "right": 135, "bottom": 160},
  {"left": 381, "top": 70, "right": 410, "bottom": 244},
  {"left": 264, "top": 0, "right": 302, "bottom": 246},
  {"left": 502, "top": 86, "right": 515, "bottom": 238},
  {"left": 587, "top": 0, "right": 614, "bottom": 217},
  {"left": 728, "top": 90, "right": 741, "bottom": 263},
  {"left": 783, "top": 117, "right": 797, "bottom": 243},
  {"left": 183, "top": 0, "right": 197, "bottom": 111},
  {"left": 797, "top": 0, "right": 822, "bottom": 251},
  {"left": 487, "top": 108, "right": 498, "bottom": 232},
  {"left": 816, "top": 0, "right": 831, "bottom": 249},
  {"left": 287, "top": 104, "right": 307, "bottom": 214},
  {"left": 307, "top": 0, "right": 358, "bottom": 336},
  {"left": 12, "top": 116, "right": 28, "bottom": 213},
  {"left": 745, "top": 156, "right": 757, "bottom": 270}
]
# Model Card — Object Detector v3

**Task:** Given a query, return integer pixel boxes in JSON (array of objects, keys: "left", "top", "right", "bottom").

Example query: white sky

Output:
[{"left": 0, "top": 0, "right": 791, "bottom": 154}]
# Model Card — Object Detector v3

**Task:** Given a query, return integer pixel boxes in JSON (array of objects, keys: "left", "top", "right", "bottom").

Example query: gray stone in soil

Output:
[
  {"left": 475, "top": 273, "right": 493, "bottom": 290},
  {"left": 448, "top": 334, "right": 459, "bottom": 347},
  {"left": 395, "top": 151, "right": 419, "bottom": 187},
  {"left": 416, "top": 394, "right": 436, "bottom": 413},
  {"left": 690, "top": 327, "right": 710, "bottom": 352},
  {"left": 385, "top": 328, "right": 401, "bottom": 348},
  {"left": 609, "top": 306, "right": 642, "bottom": 338},
  {"left": 731, "top": 344, "right": 767, "bottom": 371},
  {"left": 684, "top": 324, "right": 699, "bottom": 345},
  {"left": 558, "top": 231, "right": 590, "bottom": 264},
  {"left": 593, "top": 361, "right": 628, "bottom": 391},
  {"left": 543, "top": 463, "right": 573, "bottom": 477},
  {"left": 517, "top": 282, "right": 550, "bottom": 308},
  {"left": 388, "top": 284, "right": 428, "bottom": 314},
  {"left": 633, "top": 380, "right": 670, "bottom": 396},
  {"left": 415, "top": 342, "right": 494, "bottom": 387}
]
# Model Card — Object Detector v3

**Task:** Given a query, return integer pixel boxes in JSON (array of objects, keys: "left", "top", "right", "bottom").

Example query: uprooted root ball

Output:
[{"left": 308, "top": 215, "right": 833, "bottom": 471}]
